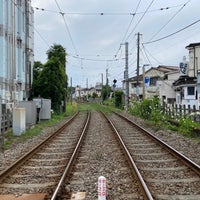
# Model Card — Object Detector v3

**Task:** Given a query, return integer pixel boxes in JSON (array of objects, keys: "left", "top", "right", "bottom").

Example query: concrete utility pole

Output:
[
  {"left": 106, "top": 68, "right": 109, "bottom": 99},
  {"left": 136, "top": 32, "right": 142, "bottom": 99},
  {"left": 121, "top": 42, "right": 129, "bottom": 109},
  {"left": 70, "top": 77, "right": 72, "bottom": 105},
  {"left": 101, "top": 73, "right": 103, "bottom": 103},
  {"left": 125, "top": 42, "right": 129, "bottom": 109}
]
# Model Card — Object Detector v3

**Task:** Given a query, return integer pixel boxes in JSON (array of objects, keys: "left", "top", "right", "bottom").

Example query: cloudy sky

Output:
[{"left": 32, "top": 0, "right": 200, "bottom": 88}]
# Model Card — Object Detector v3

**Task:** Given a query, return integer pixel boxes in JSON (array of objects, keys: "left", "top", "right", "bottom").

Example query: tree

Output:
[
  {"left": 114, "top": 90, "right": 124, "bottom": 109},
  {"left": 46, "top": 44, "right": 67, "bottom": 67},
  {"left": 46, "top": 44, "right": 68, "bottom": 112},
  {"left": 31, "top": 61, "right": 43, "bottom": 98},
  {"left": 31, "top": 44, "right": 68, "bottom": 113},
  {"left": 38, "top": 57, "right": 67, "bottom": 112},
  {"left": 92, "top": 92, "right": 98, "bottom": 99},
  {"left": 101, "top": 85, "right": 112, "bottom": 101}
]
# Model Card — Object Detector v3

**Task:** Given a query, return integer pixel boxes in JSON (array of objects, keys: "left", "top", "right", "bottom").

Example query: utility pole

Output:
[
  {"left": 86, "top": 78, "right": 88, "bottom": 101},
  {"left": 70, "top": 77, "right": 72, "bottom": 105},
  {"left": 121, "top": 42, "right": 129, "bottom": 110},
  {"left": 136, "top": 32, "right": 142, "bottom": 99},
  {"left": 106, "top": 68, "right": 109, "bottom": 99},
  {"left": 101, "top": 73, "right": 103, "bottom": 103},
  {"left": 125, "top": 42, "right": 129, "bottom": 110}
]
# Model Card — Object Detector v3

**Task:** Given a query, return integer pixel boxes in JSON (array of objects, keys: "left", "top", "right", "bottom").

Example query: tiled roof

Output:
[{"left": 186, "top": 42, "right": 200, "bottom": 48}]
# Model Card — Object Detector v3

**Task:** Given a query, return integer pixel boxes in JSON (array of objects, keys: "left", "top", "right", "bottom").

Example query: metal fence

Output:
[{"left": 0, "top": 98, "right": 13, "bottom": 135}]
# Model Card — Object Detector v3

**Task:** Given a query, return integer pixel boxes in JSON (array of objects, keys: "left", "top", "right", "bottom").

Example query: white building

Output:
[
  {"left": 173, "top": 43, "right": 200, "bottom": 108},
  {"left": 126, "top": 65, "right": 179, "bottom": 103},
  {"left": 0, "top": 0, "right": 34, "bottom": 104}
]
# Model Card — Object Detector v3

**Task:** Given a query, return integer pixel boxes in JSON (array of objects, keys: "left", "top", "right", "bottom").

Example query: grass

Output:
[
  {"left": 0, "top": 101, "right": 119, "bottom": 150},
  {"left": 1, "top": 102, "right": 78, "bottom": 150},
  {"left": 77, "top": 102, "right": 122, "bottom": 115}
]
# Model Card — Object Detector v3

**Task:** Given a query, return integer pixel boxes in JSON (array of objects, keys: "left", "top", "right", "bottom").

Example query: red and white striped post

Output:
[{"left": 98, "top": 176, "right": 106, "bottom": 200}]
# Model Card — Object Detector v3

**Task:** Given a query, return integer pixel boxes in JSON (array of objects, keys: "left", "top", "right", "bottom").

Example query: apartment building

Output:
[{"left": 0, "top": 0, "right": 34, "bottom": 105}]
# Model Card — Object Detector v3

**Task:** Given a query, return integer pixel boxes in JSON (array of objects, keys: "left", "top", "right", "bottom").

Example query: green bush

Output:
[{"left": 129, "top": 97, "right": 165, "bottom": 121}]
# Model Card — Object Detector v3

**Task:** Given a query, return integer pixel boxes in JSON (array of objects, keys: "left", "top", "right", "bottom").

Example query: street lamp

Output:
[{"left": 143, "top": 64, "right": 150, "bottom": 100}]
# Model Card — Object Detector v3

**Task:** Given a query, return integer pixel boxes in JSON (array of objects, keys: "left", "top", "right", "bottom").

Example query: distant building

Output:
[
  {"left": 125, "top": 65, "right": 179, "bottom": 102},
  {"left": 0, "top": 0, "right": 34, "bottom": 104}
]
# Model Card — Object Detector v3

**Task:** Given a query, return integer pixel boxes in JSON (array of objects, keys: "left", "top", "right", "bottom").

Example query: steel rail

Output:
[
  {"left": 114, "top": 111, "right": 200, "bottom": 176},
  {"left": 101, "top": 112, "right": 154, "bottom": 200},
  {"left": 50, "top": 111, "right": 91, "bottom": 200},
  {"left": 0, "top": 111, "right": 79, "bottom": 182}
]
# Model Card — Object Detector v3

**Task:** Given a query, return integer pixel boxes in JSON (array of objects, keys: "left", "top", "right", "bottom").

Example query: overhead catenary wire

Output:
[
  {"left": 143, "top": 18, "right": 200, "bottom": 44},
  {"left": 149, "top": 0, "right": 191, "bottom": 41},
  {"left": 125, "top": 0, "right": 155, "bottom": 41},
  {"left": 54, "top": 0, "right": 78, "bottom": 56},
  {"left": 33, "top": 3, "right": 187, "bottom": 16}
]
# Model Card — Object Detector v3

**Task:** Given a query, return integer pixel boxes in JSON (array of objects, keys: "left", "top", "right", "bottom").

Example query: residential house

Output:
[
  {"left": 173, "top": 43, "right": 200, "bottom": 108},
  {"left": 74, "top": 82, "right": 103, "bottom": 100},
  {"left": 126, "top": 65, "right": 179, "bottom": 102}
]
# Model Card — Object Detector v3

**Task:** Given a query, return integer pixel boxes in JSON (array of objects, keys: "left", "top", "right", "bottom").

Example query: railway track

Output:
[
  {"left": 0, "top": 112, "right": 89, "bottom": 199},
  {"left": 109, "top": 112, "right": 200, "bottom": 200},
  {"left": 51, "top": 110, "right": 146, "bottom": 200},
  {"left": 0, "top": 110, "right": 200, "bottom": 199}
]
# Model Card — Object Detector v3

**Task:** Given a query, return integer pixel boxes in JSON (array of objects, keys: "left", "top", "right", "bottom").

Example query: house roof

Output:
[
  {"left": 156, "top": 65, "right": 179, "bottom": 72},
  {"left": 173, "top": 76, "right": 197, "bottom": 87},
  {"left": 186, "top": 42, "right": 200, "bottom": 49},
  {"left": 125, "top": 65, "right": 178, "bottom": 83},
  {"left": 128, "top": 74, "right": 143, "bottom": 82}
]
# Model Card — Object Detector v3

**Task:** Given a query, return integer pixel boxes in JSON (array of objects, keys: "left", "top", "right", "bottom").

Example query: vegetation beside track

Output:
[
  {"left": 1, "top": 102, "right": 78, "bottom": 150},
  {"left": 2, "top": 99, "right": 200, "bottom": 151},
  {"left": 129, "top": 97, "right": 200, "bottom": 143}
]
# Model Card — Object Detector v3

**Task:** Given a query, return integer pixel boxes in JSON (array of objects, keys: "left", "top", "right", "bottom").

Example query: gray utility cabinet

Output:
[
  {"left": 33, "top": 98, "right": 51, "bottom": 120},
  {"left": 18, "top": 101, "right": 37, "bottom": 127}
]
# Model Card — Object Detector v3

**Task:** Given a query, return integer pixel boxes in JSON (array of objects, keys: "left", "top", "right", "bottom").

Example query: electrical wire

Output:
[
  {"left": 125, "top": 0, "right": 155, "bottom": 41},
  {"left": 143, "top": 18, "right": 200, "bottom": 44},
  {"left": 69, "top": 54, "right": 120, "bottom": 62},
  {"left": 113, "top": 0, "right": 142, "bottom": 60},
  {"left": 142, "top": 44, "right": 162, "bottom": 65},
  {"left": 121, "top": 0, "right": 142, "bottom": 43},
  {"left": 34, "top": 27, "right": 50, "bottom": 48},
  {"left": 54, "top": 0, "right": 78, "bottom": 56},
  {"left": 33, "top": 4, "right": 186, "bottom": 16},
  {"left": 149, "top": 0, "right": 191, "bottom": 41},
  {"left": 140, "top": 46, "right": 153, "bottom": 67}
]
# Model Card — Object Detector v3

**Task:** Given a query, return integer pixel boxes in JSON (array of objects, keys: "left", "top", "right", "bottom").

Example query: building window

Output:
[
  {"left": 150, "top": 77, "right": 158, "bottom": 86},
  {"left": 187, "top": 86, "right": 195, "bottom": 95}
]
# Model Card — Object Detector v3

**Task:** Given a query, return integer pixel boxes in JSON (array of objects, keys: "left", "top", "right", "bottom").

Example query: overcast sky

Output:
[{"left": 32, "top": 0, "right": 200, "bottom": 88}]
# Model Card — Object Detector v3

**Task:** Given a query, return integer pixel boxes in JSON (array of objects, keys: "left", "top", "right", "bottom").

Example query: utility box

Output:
[
  {"left": 13, "top": 108, "right": 26, "bottom": 136},
  {"left": 18, "top": 101, "right": 37, "bottom": 127},
  {"left": 33, "top": 98, "right": 51, "bottom": 120}
]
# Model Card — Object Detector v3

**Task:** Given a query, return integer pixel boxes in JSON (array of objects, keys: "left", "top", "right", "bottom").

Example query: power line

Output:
[
  {"left": 54, "top": 0, "right": 78, "bottom": 56},
  {"left": 34, "top": 27, "right": 50, "bottom": 48},
  {"left": 142, "top": 44, "right": 162, "bottom": 65},
  {"left": 33, "top": 3, "right": 186, "bottom": 16},
  {"left": 143, "top": 19, "right": 200, "bottom": 44},
  {"left": 125, "top": 0, "right": 155, "bottom": 41},
  {"left": 121, "top": 0, "right": 142, "bottom": 43},
  {"left": 149, "top": 0, "right": 191, "bottom": 41},
  {"left": 69, "top": 54, "right": 120, "bottom": 62}
]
